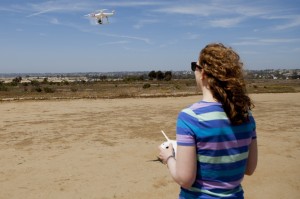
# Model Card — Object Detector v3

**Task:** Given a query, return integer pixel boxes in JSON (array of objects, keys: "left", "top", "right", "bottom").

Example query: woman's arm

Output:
[
  {"left": 245, "top": 139, "right": 258, "bottom": 175},
  {"left": 159, "top": 144, "right": 197, "bottom": 189}
]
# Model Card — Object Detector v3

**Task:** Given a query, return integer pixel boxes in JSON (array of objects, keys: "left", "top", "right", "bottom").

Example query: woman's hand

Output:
[
  {"left": 158, "top": 143, "right": 197, "bottom": 189},
  {"left": 158, "top": 143, "right": 174, "bottom": 164}
]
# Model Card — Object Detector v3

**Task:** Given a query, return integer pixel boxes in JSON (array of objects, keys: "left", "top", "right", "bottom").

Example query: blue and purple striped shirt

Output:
[{"left": 176, "top": 101, "right": 256, "bottom": 199}]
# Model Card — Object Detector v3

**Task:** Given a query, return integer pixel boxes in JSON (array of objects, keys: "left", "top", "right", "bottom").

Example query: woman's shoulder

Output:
[
  {"left": 182, "top": 101, "right": 223, "bottom": 114},
  {"left": 179, "top": 101, "right": 222, "bottom": 120}
]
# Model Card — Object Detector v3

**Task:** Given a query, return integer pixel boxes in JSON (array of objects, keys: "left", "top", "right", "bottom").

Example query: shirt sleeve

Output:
[
  {"left": 176, "top": 109, "right": 196, "bottom": 146},
  {"left": 249, "top": 111, "right": 257, "bottom": 140},
  {"left": 252, "top": 127, "right": 257, "bottom": 139}
]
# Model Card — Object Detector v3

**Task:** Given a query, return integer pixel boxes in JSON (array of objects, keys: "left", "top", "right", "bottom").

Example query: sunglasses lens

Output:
[
  {"left": 191, "top": 62, "right": 196, "bottom": 71},
  {"left": 191, "top": 62, "right": 202, "bottom": 71}
]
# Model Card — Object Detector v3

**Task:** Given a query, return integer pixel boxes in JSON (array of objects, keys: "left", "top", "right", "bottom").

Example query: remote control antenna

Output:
[{"left": 161, "top": 130, "right": 170, "bottom": 141}]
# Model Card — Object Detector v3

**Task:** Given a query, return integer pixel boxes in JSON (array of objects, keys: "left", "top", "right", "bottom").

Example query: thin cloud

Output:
[
  {"left": 275, "top": 15, "right": 300, "bottom": 30},
  {"left": 50, "top": 18, "right": 60, "bottom": 25},
  {"left": 232, "top": 38, "right": 300, "bottom": 46},
  {"left": 185, "top": 32, "right": 201, "bottom": 40},
  {"left": 24, "top": 0, "right": 167, "bottom": 17},
  {"left": 26, "top": 1, "right": 90, "bottom": 17},
  {"left": 210, "top": 17, "right": 245, "bottom": 28},
  {"left": 232, "top": 4, "right": 272, "bottom": 17},
  {"left": 292, "top": 47, "right": 300, "bottom": 52},
  {"left": 101, "top": 33, "right": 151, "bottom": 44},
  {"left": 261, "top": 38, "right": 300, "bottom": 43},
  {"left": 55, "top": 21, "right": 152, "bottom": 45},
  {"left": 27, "top": 8, "right": 60, "bottom": 17},
  {"left": 153, "top": 1, "right": 296, "bottom": 30},
  {"left": 159, "top": 40, "right": 178, "bottom": 48},
  {"left": 0, "top": 7, "right": 20, "bottom": 12},
  {"left": 98, "top": 40, "right": 130, "bottom": 46},
  {"left": 102, "top": 1, "right": 169, "bottom": 7},
  {"left": 261, "top": 13, "right": 300, "bottom": 30},
  {"left": 133, "top": 19, "right": 159, "bottom": 29},
  {"left": 154, "top": 4, "right": 226, "bottom": 16},
  {"left": 153, "top": 2, "right": 272, "bottom": 17}
]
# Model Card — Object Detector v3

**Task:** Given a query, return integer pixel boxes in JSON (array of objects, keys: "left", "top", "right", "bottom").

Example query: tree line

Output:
[{"left": 148, "top": 70, "right": 172, "bottom": 81}]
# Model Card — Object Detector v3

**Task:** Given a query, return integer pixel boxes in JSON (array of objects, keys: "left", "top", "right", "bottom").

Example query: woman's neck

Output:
[
  {"left": 201, "top": 86, "right": 218, "bottom": 102},
  {"left": 198, "top": 73, "right": 218, "bottom": 102}
]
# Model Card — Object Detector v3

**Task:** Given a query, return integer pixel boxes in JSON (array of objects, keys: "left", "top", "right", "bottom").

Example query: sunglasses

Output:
[{"left": 191, "top": 62, "right": 202, "bottom": 71}]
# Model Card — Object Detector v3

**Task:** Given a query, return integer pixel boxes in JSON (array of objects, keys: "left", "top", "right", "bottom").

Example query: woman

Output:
[{"left": 158, "top": 43, "right": 258, "bottom": 199}]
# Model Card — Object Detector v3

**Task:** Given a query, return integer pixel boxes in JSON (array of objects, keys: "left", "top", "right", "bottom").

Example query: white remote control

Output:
[{"left": 160, "top": 130, "right": 177, "bottom": 155}]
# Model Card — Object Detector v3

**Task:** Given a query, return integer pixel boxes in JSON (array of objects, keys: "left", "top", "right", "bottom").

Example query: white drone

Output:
[{"left": 85, "top": 9, "right": 115, "bottom": 25}]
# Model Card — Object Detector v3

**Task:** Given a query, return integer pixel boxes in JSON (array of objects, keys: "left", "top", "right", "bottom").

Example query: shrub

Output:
[
  {"left": 100, "top": 75, "right": 107, "bottom": 81},
  {"left": 44, "top": 87, "right": 55, "bottom": 93},
  {"left": 164, "top": 71, "right": 172, "bottom": 81},
  {"left": 10, "top": 81, "right": 18, "bottom": 86},
  {"left": 143, "top": 83, "right": 151, "bottom": 89},
  {"left": 42, "top": 78, "right": 48, "bottom": 84},
  {"left": 123, "top": 75, "right": 143, "bottom": 82},
  {"left": 71, "top": 87, "right": 78, "bottom": 92},
  {"left": 0, "top": 84, "right": 8, "bottom": 91},
  {"left": 175, "top": 84, "right": 181, "bottom": 90},
  {"left": 31, "top": 80, "right": 40, "bottom": 86},
  {"left": 185, "top": 82, "right": 194, "bottom": 86},
  {"left": 62, "top": 80, "right": 69, "bottom": 85},
  {"left": 35, "top": 87, "right": 42, "bottom": 92},
  {"left": 12, "top": 76, "right": 22, "bottom": 84}
]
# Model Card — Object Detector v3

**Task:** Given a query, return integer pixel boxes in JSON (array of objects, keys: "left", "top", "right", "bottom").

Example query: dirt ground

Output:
[{"left": 0, "top": 93, "right": 299, "bottom": 199}]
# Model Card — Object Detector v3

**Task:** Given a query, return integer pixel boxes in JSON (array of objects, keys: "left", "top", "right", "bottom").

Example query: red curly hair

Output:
[{"left": 199, "top": 43, "right": 254, "bottom": 125}]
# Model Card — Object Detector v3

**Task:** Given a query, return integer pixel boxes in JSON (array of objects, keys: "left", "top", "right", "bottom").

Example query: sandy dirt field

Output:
[{"left": 0, "top": 93, "right": 299, "bottom": 199}]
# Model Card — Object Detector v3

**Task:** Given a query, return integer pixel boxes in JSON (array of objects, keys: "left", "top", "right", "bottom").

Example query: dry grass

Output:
[{"left": 0, "top": 79, "right": 299, "bottom": 101}]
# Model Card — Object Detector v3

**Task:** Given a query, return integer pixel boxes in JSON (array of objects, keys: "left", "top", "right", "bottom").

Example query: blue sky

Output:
[{"left": 1, "top": 0, "right": 300, "bottom": 73}]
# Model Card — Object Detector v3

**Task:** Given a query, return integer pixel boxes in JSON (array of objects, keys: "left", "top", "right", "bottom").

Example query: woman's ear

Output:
[{"left": 200, "top": 70, "right": 206, "bottom": 80}]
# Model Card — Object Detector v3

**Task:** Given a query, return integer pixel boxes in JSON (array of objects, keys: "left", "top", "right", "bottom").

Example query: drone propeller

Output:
[
  {"left": 84, "top": 13, "right": 94, "bottom": 17},
  {"left": 96, "top": 9, "right": 107, "bottom": 13}
]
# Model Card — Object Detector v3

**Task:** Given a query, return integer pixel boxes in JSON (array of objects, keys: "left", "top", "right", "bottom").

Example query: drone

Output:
[{"left": 85, "top": 9, "right": 115, "bottom": 25}]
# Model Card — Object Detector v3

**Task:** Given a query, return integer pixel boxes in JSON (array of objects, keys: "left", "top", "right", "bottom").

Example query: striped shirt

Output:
[{"left": 176, "top": 101, "right": 256, "bottom": 199}]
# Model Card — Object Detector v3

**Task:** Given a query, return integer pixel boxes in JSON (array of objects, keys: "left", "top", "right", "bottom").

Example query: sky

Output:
[{"left": 0, "top": 0, "right": 300, "bottom": 73}]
